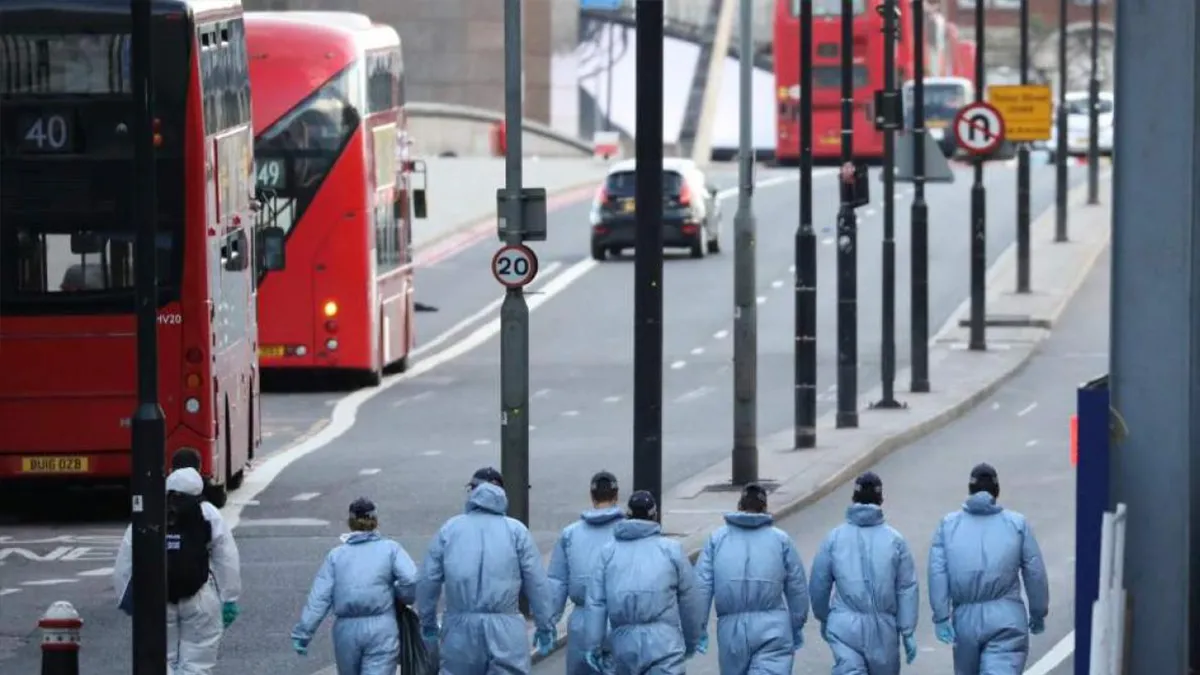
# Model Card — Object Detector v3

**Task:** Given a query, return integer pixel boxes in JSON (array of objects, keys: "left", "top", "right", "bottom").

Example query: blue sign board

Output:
[{"left": 580, "top": 0, "right": 623, "bottom": 8}]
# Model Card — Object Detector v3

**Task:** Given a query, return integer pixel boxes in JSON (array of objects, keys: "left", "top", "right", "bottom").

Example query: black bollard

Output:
[{"left": 39, "top": 601, "right": 81, "bottom": 675}]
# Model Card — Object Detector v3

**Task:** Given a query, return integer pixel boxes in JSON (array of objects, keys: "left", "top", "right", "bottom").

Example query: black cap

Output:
[
  {"left": 469, "top": 466, "right": 504, "bottom": 489},
  {"left": 853, "top": 471, "right": 884, "bottom": 504},
  {"left": 590, "top": 471, "right": 618, "bottom": 491},
  {"left": 970, "top": 463, "right": 998, "bottom": 484},
  {"left": 349, "top": 497, "right": 377, "bottom": 518},
  {"left": 627, "top": 490, "right": 658, "bottom": 520}
]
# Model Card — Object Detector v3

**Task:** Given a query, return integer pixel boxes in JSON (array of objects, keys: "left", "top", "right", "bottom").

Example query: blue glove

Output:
[
  {"left": 902, "top": 633, "right": 918, "bottom": 664},
  {"left": 291, "top": 637, "right": 308, "bottom": 656},
  {"left": 532, "top": 628, "right": 556, "bottom": 656},
  {"left": 695, "top": 633, "right": 709, "bottom": 655},
  {"left": 222, "top": 602, "right": 240, "bottom": 628},
  {"left": 421, "top": 625, "right": 439, "bottom": 643},
  {"left": 934, "top": 620, "right": 956, "bottom": 645},
  {"left": 1029, "top": 616, "right": 1046, "bottom": 635},
  {"left": 792, "top": 629, "right": 804, "bottom": 651},
  {"left": 585, "top": 648, "right": 606, "bottom": 673}
]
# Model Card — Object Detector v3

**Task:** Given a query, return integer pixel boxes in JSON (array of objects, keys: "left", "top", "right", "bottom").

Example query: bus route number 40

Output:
[{"left": 491, "top": 244, "right": 539, "bottom": 289}]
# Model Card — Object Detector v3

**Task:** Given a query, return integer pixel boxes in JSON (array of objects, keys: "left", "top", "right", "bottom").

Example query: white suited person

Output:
[{"left": 113, "top": 466, "right": 242, "bottom": 675}]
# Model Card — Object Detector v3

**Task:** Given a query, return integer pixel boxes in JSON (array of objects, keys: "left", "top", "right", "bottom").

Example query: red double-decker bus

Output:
[
  {"left": 0, "top": 0, "right": 279, "bottom": 505},
  {"left": 247, "top": 12, "right": 425, "bottom": 386},
  {"left": 774, "top": 0, "right": 972, "bottom": 163}
]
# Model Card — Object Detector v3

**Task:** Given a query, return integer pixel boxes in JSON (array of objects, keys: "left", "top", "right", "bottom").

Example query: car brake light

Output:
[
  {"left": 677, "top": 181, "right": 692, "bottom": 206},
  {"left": 185, "top": 347, "right": 203, "bottom": 364}
]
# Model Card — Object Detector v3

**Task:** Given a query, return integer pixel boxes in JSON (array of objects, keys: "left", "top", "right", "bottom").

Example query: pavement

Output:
[
  {"left": 0, "top": 157, "right": 1100, "bottom": 674},
  {"left": 531, "top": 236, "right": 1111, "bottom": 675}
]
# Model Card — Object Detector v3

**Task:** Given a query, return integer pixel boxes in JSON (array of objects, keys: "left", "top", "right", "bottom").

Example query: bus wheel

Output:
[
  {"left": 208, "top": 484, "right": 228, "bottom": 509},
  {"left": 224, "top": 397, "right": 245, "bottom": 492}
]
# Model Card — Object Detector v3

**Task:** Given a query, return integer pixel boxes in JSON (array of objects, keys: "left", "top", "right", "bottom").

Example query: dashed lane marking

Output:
[
  {"left": 670, "top": 360, "right": 687, "bottom": 370},
  {"left": 290, "top": 492, "right": 321, "bottom": 502},
  {"left": 359, "top": 468, "right": 382, "bottom": 476},
  {"left": 77, "top": 567, "right": 113, "bottom": 577}
]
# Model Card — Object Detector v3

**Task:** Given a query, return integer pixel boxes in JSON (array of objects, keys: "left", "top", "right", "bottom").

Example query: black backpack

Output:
[{"left": 166, "top": 491, "right": 212, "bottom": 603}]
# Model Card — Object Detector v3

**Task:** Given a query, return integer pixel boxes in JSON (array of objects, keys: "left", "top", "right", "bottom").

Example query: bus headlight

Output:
[
  {"left": 326, "top": 339, "right": 339, "bottom": 351},
  {"left": 184, "top": 398, "right": 201, "bottom": 414}
]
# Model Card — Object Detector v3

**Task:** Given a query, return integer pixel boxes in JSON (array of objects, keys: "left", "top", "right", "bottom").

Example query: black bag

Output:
[
  {"left": 165, "top": 491, "right": 212, "bottom": 603},
  {"left": 396, "top": 603, "right": 437, "bottom": 675}
]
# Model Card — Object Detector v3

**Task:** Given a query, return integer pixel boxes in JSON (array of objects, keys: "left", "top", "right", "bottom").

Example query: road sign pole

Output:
[
  {"left": 836, "top": 0, "right": 858, "bottom": 430},
  {"left": 909, "top": 0, "right": 930, "bottom": 394},
  {"left": 969, "top": 0, "right": 987, "bottom": 352},
  {"left": 1086, "top": 0, "right": 1100, "bottom": 205},
  {"left": 1016, "top": 0, "right": 1031, "bottom": 294},
  {"left": 500, "top": 0, "right": 530, "bottom": 536},
  {"left": 1054, "top": 0, "right": 1069, "bottom": 242},
  {"left": 731, "top": 0, "right": 758, "bottom": 484},
  {"left": 129, "top": 0, "right": 168, "bottom": 671},
  {"left": 795, "top": 0, "right": 818, "bottom": 447},
  {"left": 633, "top": 0, "right": 665, "bottom": 513}
]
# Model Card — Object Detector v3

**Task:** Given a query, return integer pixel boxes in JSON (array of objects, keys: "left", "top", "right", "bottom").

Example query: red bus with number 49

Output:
[
  {"left": 773, "top": 0, "right": 974, "bottom": 163},
  {"left": 247, "top": 11, "right": 428, "bottom": 387},
  {"left": 0, "top": 0, "right": 281, "bottom": 505}
]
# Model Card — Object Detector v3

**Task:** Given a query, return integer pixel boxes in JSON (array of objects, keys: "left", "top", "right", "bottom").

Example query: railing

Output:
[
  {"left": 404, "top": 102, "right": 592, "bottom": 155},
  {"left": 1089, "top": 502, "right": 1127, "bottom": 675}
]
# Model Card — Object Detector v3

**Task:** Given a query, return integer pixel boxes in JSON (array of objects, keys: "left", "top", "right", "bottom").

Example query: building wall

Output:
[
  {"left": 941, "top": 0, "right": 1113, "bottom": 32},
  {"left": 244, "top": 0, "right": 580, "bottom": 128}
]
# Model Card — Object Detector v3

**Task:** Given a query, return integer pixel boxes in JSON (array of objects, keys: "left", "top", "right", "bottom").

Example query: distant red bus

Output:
[
  {"left": 247, "top": 12, "right": 424, "bottom": 386},
  {"left": 774, "top": 0, "right": 972, "bottom": 163},
  {"left": 0, "top": 0, "right": 273, "bottom": 505}
]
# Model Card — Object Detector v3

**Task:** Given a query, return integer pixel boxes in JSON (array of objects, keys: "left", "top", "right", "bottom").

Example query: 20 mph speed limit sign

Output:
[{"left": 491, "top": 244, "right": 539, "bottom": 289}]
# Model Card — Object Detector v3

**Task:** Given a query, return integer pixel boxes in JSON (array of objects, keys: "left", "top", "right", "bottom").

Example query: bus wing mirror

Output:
[
  {"left": 259, "top": 226, "right": 286, "bottom": 272},
  {"left": 70, "top": 232, "right": 105, "bottom": 255},
  {"left": 412, "top": 189, "right": 428, "bottom": 219}
]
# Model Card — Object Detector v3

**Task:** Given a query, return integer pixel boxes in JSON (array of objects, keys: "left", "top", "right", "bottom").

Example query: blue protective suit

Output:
[
  {"left": 928, "top": 492, "right": 1050, "bottom": 675},
  {"left": 809, "top": 504, "right": 919, "bottom": 675},
  {"left": 548, "top": 506, "right": 625, "bottom": 675},
  {"left": 695, "top": 512, "right": 810, "bottom": 675},
  {"left": 292, "top": 531, "right": 420, "bottom": 675},
  {"left": 417, "top": 483, "right": 555, "bottom": 675},
  {"left": 581, "top": 519, "right": 705, "bottom": 675}
]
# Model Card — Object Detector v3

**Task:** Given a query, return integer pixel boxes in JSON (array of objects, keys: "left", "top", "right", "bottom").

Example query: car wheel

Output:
[
  {"left": 608, "top": 246, "right": 622, "bottom": 258},
  {"left": 591, "top": 243, "right": 607, "bottom": 261}
]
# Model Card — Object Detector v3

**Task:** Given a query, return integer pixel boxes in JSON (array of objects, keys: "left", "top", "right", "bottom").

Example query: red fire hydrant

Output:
[{"left": 39, "top": 601, "right": 82, "bottom": 675}]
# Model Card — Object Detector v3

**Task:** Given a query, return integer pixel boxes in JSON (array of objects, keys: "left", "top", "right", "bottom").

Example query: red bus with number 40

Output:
[
  {"left": 0, "top": 0, "right": 281, "bottom": 505},
  {"left": 247, "top": 11, "right": 428, "bottom": 387},
  {"left": 773, "top": 0, "right": 974, "bottom": 163}
]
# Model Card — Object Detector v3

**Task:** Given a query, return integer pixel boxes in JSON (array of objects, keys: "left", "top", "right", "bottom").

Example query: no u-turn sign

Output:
[{"left": 954, "top": 101, "right": 1006, "bottom": 156}]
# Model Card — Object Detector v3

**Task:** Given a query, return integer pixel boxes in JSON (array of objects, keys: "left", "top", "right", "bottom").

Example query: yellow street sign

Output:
[{"left": 987, "top": 84, "right": 1053, "bottom": 142}]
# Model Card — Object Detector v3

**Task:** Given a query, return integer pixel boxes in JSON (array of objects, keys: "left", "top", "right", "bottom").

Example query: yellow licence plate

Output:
[
  {"left": 21, "top": 456, "right": 89, "bottom": 474},
  {"left": 821, "top": 137, "right": 839, "bottom": 145},
  {"left": 621, "top": 199, "right": 635, "bottom": 213},
  {"left": 259, "top": 345, "right": 285, "bottom": 358}
]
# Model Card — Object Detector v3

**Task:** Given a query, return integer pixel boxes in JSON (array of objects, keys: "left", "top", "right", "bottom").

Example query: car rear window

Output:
[{"left": 604, "top": 170, "right": 685, "bottom": 197}]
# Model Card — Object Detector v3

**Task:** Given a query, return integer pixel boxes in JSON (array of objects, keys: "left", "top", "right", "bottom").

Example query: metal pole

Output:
[
  {"left": 795, "top": 0, "right": 818, "bottom": 447},
  {"left": 835, "top": 0, "right": 858, "bottom": 429},
  {"left": 968, "top": 0, "right": 987, "bottom": 352},
  {"left": 633, "top": 0, "right": 665, "bottom": 512},
  {"left": 129, "top": 0, "right": 167, "bottom": 672},
  {"left": 1086, "top": 0, "right": 1100, "bottom": 204},
  {"left": 1054, "top": 0, "right": 1069, "bottom": 242},
  {"left": 1015, "top": 0, "right": 1032, "bottom": 293},
  {"left": 909, "top": 0, "right": 930, "bottom": 393},
  {"left": 605, "top": 22, "right": 615, "bottom": 131},
  {"left": 874, "top": 0, "right": 901, "bottom": 409},
  {"left": 500, "top": 0, "right": 530, "bottom": 530},
  {"left": 732, "top": 0, "right": 758, "bottom": 483}
]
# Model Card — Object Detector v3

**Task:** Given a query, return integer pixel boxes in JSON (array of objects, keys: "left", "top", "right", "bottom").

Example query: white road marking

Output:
[
  {"left": 237, "top": 518, "right": 331, "bottom": 527},
  {"left": 561, "top": 410, "right": 580, "bottom": 417},
  {"left": 411, "top": 261, "right": 564, "bottom": 359},
  {"left": 421, "top": 450, "right": 442, "bottom": 457},
  {"left": 770, "top": 279, "right": 784, "bottom": 288},
  {"left": 755, "top": 296, "right": 766, "bottom": 305},
  {"left": 1017, "top": 402, "right": 1039, "bottom": 417},
  {"left": 76, "top": 567, "right": 114, "bottom": 577},
  {"left": 221, "top": 176, "right": 804, "bottom": 531},
  {"left": 713, "top": 330, "right": 729, "bottom": 340},
  {"left": 21, "top": 579, "right": 79, "bottom": 587},
  {"left": 690, "top": 347, "right": 705, "bottom": 356},
  {"left": 991, "top": 402, "right": 1002, "bottom": 410},
  {"left": 290, "top": 492, "right": 321, "bottom": 502},
  {"left": 533, "top": 388, "right": 552, "bottom": 399},
  {"left": 674, "top": 386, "right": 716, "bottom": 404},
  {"left": 472, "top": 439, "right": 491, "bottom": 446},
  {"left": 670, "top": 360, "right": 687, "bottom": 370},
  {"left": 358, "top": 468, "right": 382, "bottom": 476},
  {"left": 1026, "top": 439, "right": 1039, "bottom": 447},
  {"left": 1023, "top": 631, "right": 1074, "bottom": 675},
  {"left": 0, "top": 588, "right": 20, "bottom": 596},
  {"left": 232, "top": 499, "right": 260, "bottom": 507},
  {"left": 390, "top": 391, "right": 434, "bottom": 408},
  {"left": 602, "top": 395, "right": 622, "bottom": 403}
]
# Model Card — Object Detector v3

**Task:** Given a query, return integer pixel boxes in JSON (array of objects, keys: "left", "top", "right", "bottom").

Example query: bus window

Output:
[
  {"left": 198, "top": 19, "right": 252, "bottom": 135},
  {"left": 793, "top": 0, "right": 865, "bottom": 16},
  {"left": 813, "top": 65, "right": 869, "bottom": 90}
]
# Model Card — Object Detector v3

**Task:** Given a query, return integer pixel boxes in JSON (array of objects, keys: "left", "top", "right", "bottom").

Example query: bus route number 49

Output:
[{"left": 491, "top": 244, "right": 539, "bottom": 289}]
